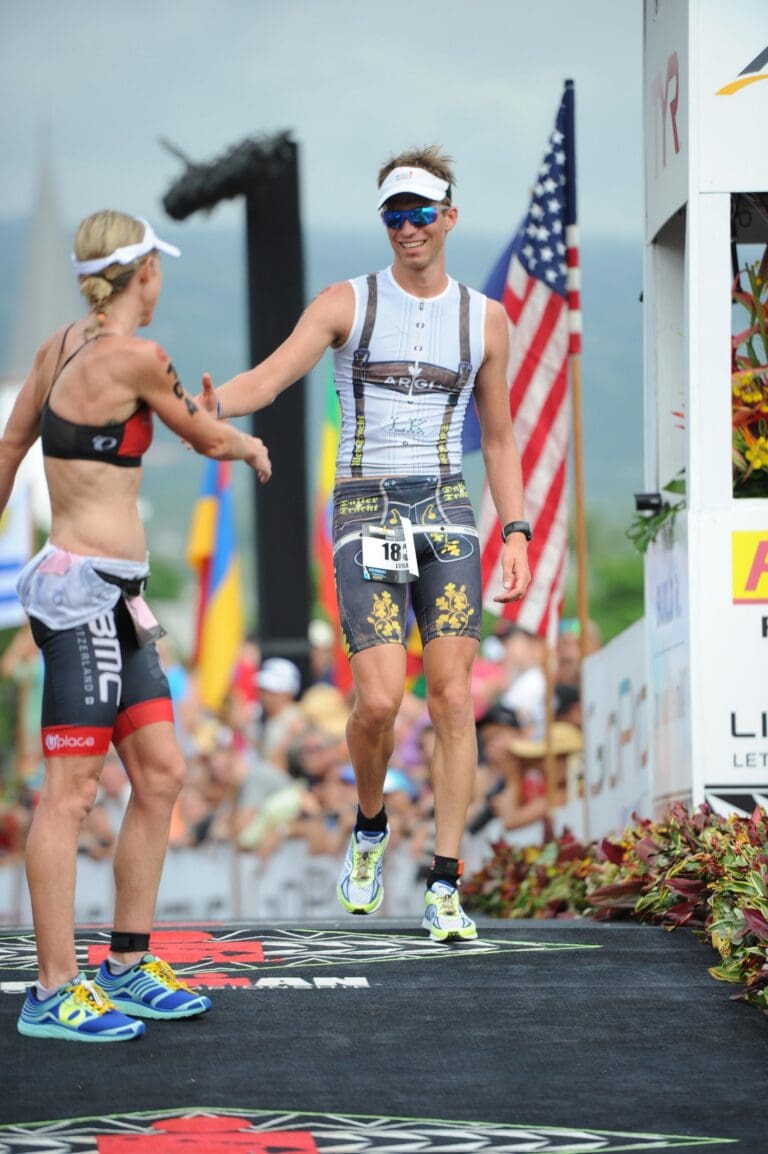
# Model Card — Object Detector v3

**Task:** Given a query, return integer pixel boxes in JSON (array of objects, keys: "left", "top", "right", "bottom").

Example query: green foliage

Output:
[
  {"left": 625, "top": 471, "right": 686, "bottom": 556},
  {"left": 562, "top": 512, "right": 644, "bottom": 642},
  {"left": 147, "top": 555, "right": 185, "bottom": 601},
  {"left": 463, "top": 802, "right": 768, "bottom": 1015}
]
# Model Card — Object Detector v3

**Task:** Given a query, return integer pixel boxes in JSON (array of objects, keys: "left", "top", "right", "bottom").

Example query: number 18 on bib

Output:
[{"left": 361, "top": 517, "right": 418, "bottom": 584}]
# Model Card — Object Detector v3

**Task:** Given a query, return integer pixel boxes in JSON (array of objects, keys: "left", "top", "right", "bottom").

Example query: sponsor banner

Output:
[
  {"left": 697, "top": 0, "right": 768, "bottom": 192},
  {"left": 0, "top": 1106, "right": 730, "bottom": 1152},
  {"left": 694, "top": 517, "right": 768, "bottom": 796},
  {"left": 733, "top": 531, "right": 768, "bottom": 604},
  {"left": 640, "top": 4, "right": 768, "bottom": 816},
  {"left": 645, "top": 515, "right": 692, "bottom": 807},
  {"left": 645, "top": 0, "right": 768, "bottom": 233},
  {"left": 644, "top": 0, "right": 688, "bottom": 241},
  {"left": 583, "top": 619, "right": 653, "bottom": 837}
]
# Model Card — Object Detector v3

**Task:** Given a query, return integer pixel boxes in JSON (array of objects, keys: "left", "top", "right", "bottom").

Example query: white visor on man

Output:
[
  {"left": 71, "top": 218, "right": 181, "bottom": 276},
  {"left": 376, "top": 167, "right": 450, "bottom": 210}
]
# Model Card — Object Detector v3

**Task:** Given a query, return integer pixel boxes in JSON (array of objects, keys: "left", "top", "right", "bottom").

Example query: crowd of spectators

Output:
[{"left": 0, "top": 615, "right": 601, "bottom": 877}]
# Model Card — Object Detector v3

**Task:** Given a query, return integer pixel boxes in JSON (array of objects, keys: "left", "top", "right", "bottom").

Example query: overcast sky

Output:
[{"left": 0, "top": 0, "right": 644, "bottom": 240}]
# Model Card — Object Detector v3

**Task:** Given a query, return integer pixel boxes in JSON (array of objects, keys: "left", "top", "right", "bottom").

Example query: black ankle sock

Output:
[
  {"left": 355, "top": 805, "right": 388, "bottom": 835},
  {"left": 426, "top": 855, "right": 463, "bottom": 889}
]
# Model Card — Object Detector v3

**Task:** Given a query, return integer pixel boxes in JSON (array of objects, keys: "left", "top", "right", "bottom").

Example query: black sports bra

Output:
[{"left": 40, "top": 325, "right": 154, "bottom": 468}]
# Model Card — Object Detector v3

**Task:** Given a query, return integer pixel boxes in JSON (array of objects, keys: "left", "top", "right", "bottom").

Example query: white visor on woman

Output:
[
  {"left": 376, "top": 167, "right": 450, "bottom": 210},
  {"left": 71, "top": 218, "right": 181, "bottom": 276}
]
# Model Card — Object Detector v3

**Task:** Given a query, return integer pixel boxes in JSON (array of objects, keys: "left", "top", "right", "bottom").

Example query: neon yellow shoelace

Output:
[
  {"left": 141, "top": 957, "right": 192, "bottom": 992},
  {"left": 69, "top": 979, "right": 116, "bottom": 1014},
  {"left": 352, "top": 849, "right": 376, "bottom": 883},
  {"left": 433, "top": 890, "right": 461, "bottom": 917}
]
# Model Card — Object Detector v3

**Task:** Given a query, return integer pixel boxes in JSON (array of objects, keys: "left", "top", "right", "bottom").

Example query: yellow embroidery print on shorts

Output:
[
  {"left": 431, "top": 531, "right": 461, "bottom": 558},
  {"left": 421, "top": 502, "right": 461, "bottom": 557},
  {"left": 435, "top": 582, "right": 474, "bottom": 634},
  {"left": 368, "top": 589, "right": 402, "bottom": 642},
  {"left": 338, "top": 495, "right": 379, "bottom": 516},
  {"left": 441, "top": 481, "right": 468, "bottom": 502}
]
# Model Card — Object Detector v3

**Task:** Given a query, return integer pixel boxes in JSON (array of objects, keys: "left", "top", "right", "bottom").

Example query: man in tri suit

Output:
[{"left": 206, "top": 146, "right": 531, "bottom": 940}]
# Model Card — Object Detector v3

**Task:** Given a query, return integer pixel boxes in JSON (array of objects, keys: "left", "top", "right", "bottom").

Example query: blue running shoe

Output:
[
  {"left": 93, "top": 954, "right": 211, "bottom": 1020},
  {"left": 422, "top": 881, "right": 478, "bottom": 942},
  {"left": 337, "top": 827, "right": 389, "bottom": 914},
  {"left": 17, "top": 974, "right": 145, "bottom": 1042}
]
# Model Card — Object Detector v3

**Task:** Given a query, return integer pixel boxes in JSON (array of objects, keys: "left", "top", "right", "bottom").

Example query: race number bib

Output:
[{"left": 361, "top": 517, "right": 418, "bottom": 584}]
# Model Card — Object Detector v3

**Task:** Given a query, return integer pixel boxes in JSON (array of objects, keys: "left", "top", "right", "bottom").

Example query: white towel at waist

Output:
[{"left": 16, "top": 541, "right": 150, "bottom": 631}]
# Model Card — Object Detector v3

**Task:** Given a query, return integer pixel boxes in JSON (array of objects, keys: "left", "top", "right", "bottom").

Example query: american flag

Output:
[{"left": 466, "top": 81, "right": 580, "bottom": 642}]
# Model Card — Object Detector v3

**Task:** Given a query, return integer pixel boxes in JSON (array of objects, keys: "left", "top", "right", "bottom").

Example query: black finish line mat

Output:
[{"left": 0, "top": 919, "right": 763, "bottom": 1152}]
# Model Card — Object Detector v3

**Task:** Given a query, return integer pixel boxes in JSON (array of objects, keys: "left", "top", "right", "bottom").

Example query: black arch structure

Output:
[{"left": 162, "top": 132, "right": 310, "bottom": 674}]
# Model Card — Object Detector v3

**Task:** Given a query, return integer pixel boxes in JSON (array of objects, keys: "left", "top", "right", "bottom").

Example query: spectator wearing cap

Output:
[
  {"left": 308, "top": 619, "right": 337, "bottom": 686},
  {"left": 487, "top": 721, "right": 584, "bottom": 848},
  {"left": 233, "top": 658, "right": 306, "bottom": 848},
  {"left": 284, "top": 684, "right": 351, "bottom": 792},
  {"left": 256, "top": 658, "right": 304, "bottom": 771},
  {"left": 297, "top": 683, "right": 350, "bottom": 748}
]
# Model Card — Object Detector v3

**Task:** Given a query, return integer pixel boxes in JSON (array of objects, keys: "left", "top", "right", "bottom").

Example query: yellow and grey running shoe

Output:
[
  {"left": 337, "top": 827, "right": 390, "bottom": 914},
  {"left": 422, "top": 881, "right": 478, "bottom": 942}
]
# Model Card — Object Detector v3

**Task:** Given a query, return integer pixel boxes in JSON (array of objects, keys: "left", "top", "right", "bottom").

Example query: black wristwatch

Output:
[{"left": 501, "top": 520, "right": 532, "bottom": 542}]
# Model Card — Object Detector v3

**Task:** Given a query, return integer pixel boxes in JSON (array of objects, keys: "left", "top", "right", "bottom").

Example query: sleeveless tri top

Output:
[
  {"left": 332, "top": 268, "right": 486, "bottom": 478},
  {"left": 40, "top": 325, "right": 153, "bottom": 468}
]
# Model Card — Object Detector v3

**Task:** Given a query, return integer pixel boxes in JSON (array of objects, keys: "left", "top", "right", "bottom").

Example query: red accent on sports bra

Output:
[
  {"left": 40, "top": 402, "right": 153, "bottom": 468},
  {"left": 39, "top": 325, "right": 154, "bottom": 468}
]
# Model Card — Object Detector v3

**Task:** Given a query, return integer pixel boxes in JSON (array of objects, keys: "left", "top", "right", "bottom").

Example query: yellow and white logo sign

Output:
[
  {"left": 717, "top": 46, "right": 768, "bottom": 95},
  {"left": 733, "top": 531, "right": 768, "bottom": 603}
]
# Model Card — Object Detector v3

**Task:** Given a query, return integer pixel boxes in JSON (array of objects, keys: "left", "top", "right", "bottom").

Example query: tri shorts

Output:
[
  {"left": 332, "top": 473, "right": 482, "bottom": 657},
  {"left": 30, "top": 598, "right": 173, "bottom": 759}
]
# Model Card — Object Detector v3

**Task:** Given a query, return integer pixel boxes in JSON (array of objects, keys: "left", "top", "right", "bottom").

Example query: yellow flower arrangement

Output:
[{"left": 732, "top": 253, "right": 768, "bottom": 497}]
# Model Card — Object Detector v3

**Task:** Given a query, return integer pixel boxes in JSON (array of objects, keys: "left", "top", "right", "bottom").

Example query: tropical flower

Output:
[
  {"left": 463, "top": 802, "right": 768, "bottom": 1014},
  {"left": 732, "top": 252, "right": 768, "bottom": 497}
]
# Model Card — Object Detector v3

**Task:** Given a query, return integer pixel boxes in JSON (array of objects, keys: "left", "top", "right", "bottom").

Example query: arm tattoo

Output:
[{"left": 164, "top": 359, "right": 197, "bottom": 416}]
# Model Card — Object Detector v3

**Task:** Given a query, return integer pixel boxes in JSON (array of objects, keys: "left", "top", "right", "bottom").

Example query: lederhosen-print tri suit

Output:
[{"left": 331, "top": 267, "right": 487, "bottom": 656}]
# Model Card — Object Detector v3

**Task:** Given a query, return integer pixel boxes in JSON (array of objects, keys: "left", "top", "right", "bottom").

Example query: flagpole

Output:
[
  {"left": 563, "top": 78, "right": 590, "bottom": 844},
  {"left": 570, "top": 350, "right": 590, "bottom": 845},
  {"left": 570, "top": 353, "right": 589, "bottom": 657}
]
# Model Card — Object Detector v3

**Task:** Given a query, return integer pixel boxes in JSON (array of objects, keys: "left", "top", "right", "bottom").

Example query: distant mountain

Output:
[{"left": 0, "top": 217, "right": 644, "bottom": 582}]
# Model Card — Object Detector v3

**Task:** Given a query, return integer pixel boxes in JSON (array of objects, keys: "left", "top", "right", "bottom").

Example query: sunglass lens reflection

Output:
[{"left": 382, "top": 206, "right": 440, "bottom": 229}]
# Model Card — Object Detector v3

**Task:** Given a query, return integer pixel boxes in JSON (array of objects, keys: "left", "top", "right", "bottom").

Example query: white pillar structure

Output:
[{"left": 642, "top": 0, "right": 768, "bottom": 816}]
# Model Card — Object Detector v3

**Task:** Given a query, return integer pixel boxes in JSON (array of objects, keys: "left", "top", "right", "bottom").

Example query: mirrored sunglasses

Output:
[{"left": 380, "top": 205, "right": 443, "bottom": 230}]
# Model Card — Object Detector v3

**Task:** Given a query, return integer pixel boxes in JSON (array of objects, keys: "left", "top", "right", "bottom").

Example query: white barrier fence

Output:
[
  {"left": 1, "top": 791, "right": 600, "bottom": 928},
  {"left": 0, "top": 840, "right": 433, "bottom": 927},
  {"left": 0, "top": 820, "right": 530, "bottom": 928}
]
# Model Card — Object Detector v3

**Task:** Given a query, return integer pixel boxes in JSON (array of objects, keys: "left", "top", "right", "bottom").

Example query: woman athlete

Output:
[{"left": 0, "top": 209, "right": 270, "bottom": 1042}]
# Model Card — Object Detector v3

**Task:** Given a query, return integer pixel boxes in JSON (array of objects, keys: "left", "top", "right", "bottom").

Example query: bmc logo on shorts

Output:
[{"left": 44, "top": 732, "right": 96, "bottom": 753}]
